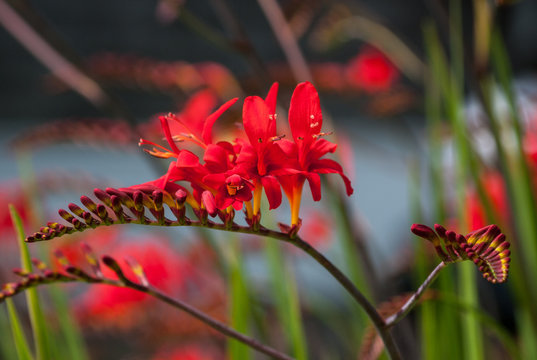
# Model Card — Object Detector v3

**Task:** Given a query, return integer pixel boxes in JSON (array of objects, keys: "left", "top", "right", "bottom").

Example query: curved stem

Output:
[
  {"left": 29, "top": 219, "right": 402, "bottom": 357},
  {"left": 384, "top": 262, "right": 446, "bottom": 328},
  {"left": 1, "top": 268, "right": 293, "bottom": 360},
  {"left": 284, "top": 236, "right": 401, "bottom": 360},
  {"left": 144, "top": 286, "right": 293, "bottom": 360}
]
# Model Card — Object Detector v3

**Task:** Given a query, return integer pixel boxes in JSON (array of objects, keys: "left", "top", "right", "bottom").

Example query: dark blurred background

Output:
[{"left": 0, "top": 0, "right": 536, "bottom": 120}]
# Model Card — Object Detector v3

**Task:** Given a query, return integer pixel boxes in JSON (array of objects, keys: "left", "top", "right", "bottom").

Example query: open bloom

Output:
[
  {"left": 274, "top": 82, "right": 354, "bottom": 226},
  {"left": 131, "top": 82, "right": 353, "bottom": 232},
  {"left": 237, "top": 83, "right": 284, "bottom": 218}
]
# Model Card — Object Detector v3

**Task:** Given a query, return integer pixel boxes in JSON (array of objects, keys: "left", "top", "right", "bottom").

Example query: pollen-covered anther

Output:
[
  {"left": 313, "top": 131, "right": 333, "bottom": 139},
  {"left": 269, "top": 134, "right": 285, "bottom": 142}
]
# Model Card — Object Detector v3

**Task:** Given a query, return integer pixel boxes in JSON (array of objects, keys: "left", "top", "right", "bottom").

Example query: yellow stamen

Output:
[
  {"left": 253, "top": 181, "right": 263, "bottom": 216},
  {"left": 185, "top": 194, "right": 200, "bottom": 210},
  {"left": 245, "top": 200, "right": 253, "bottom": 220}
]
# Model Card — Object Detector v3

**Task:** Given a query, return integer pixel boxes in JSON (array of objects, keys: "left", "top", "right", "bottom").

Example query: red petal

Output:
[
  {"left": 305, "top": 173, "right": 322, "bottom": 201},
  {"left": 264, "top": 82, "right": 279, "bottom": 115},
  {"left": 179, "top": 89, "right": 217, "bottom": 138},
  {"left": 176, "top": 150, "right": 200, "bottom": 167},
  {"left": 261, "top": 175, "right": 282, "bottom": 210},
  {"left": 159, "top": 116, "right": 181, "bottom": 154},
  {"left": 243, "top": 96, "right": 276, "bottom": 149},
  {"left": 202, "top": 173, "right": 226, "bottom": 189},
  {"left": 202, "top": 97, "right": 238, "bottom": 144},
  {"left": 232, "top": 200, "right": 244, "bottom": 211},
  {"left": 310, "top": 158, "right": 343, "bottom": 172},
  {"left": 310, "top": 159, "right": 354, "bottom": 196},
  {"left": 288, "top": 82, "right": 323, "bottom": 145},
  {"left": 203, "top": 144, "right": 229, "bottom": 173}
]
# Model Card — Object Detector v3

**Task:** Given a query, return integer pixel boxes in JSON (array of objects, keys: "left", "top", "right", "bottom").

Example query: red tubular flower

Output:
[
  {"left": 128, "top": 82, "right": 352, "bottom": 230},
  {"left": 239, "top": 83, "right": 284, "bottom": 217},
  {"left": 139, "top": 91, "right": 238, "bottom": 158},
  {"left": 275, "top": 82, "right": 354, "bottom": 227}
]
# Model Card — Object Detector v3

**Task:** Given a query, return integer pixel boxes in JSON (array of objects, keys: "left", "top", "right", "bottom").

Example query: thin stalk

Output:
[
  {"left": 385, "top": 262, "right": 446, "bottom": 327},
  {"left": 448, "top": 1, "right": 483, "bottom": 358},
  {"left": 3, "top": 271, "right": 293, "bottom": 360},
  {"left": 256, "top": 0, "right": 313, "bottom": 82},
  {"left": 0, "top": 0, "right": 116, "bottom": 113}
]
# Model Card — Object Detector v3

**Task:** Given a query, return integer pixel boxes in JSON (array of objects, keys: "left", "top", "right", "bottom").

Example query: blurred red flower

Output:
[
  {"left": 466, "top": 171, "right": 509, "bottom": 231},
  {"left": 152, "top": 345, "right": 219, "bottom": 360},
  {"left": 75, "top": 239, "right": 196, "bottom": 329},
  {"left": 346, "top": 47, "right": 399, "bottom": 93}
]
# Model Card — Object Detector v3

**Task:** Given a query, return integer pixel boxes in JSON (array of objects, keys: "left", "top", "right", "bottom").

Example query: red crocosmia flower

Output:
[
  {"left": 275, "top": 82, "right": 354, "bottom": 227},
  {"left": 466, "top": 171, "right": 509, "bottom": 231},
  {"left": 203, "top": 173, "right": 254, "bottom": 211},
  {"left": 239, "top": 83, "right": 284, "bottom": 216},
  {"left": 76, "top": 240, "right": 194, "bottom": 329},
  {"left": 346, "top": 47, "right": 398, "bottom": 93},
  {"left": 0, "top": 185, "right": 29, "bottom": 237},
  {"left": 139, "top": 92, "right": 238, "bottom": 158}
]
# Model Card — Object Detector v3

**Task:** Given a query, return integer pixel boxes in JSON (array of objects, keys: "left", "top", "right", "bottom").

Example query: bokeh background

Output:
[{"left": 1, "top": 0, "right": 537, "bottom": 359}]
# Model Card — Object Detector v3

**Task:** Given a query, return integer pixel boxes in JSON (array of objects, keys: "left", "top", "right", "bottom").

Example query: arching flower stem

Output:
[{"left": 384, "top": 262, "right": 446, "bottom": 328}]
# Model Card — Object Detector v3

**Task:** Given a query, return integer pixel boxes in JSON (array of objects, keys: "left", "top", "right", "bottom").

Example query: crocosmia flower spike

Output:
[{"left": 411, "top": 224, "right": 510, "bottom": 283}]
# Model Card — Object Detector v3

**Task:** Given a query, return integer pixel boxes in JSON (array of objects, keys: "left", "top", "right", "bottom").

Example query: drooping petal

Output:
[
  {"left": 288, "top": 82, "right": 323, "bottom": 147},
  {"left": 261, "top": 175, "right": 282, "bottom": 210},
  {"left": 310, "top": 158, "right": 354, "bottom": 196},
  {"left": 306, "top": 138, "right": 337, "bottom": 164},
  {"left": 305, "top": 172, "right": 322, "bottom": 201},
  {"left": 202, "top": 97, "right": 238, "bottom": 144}
]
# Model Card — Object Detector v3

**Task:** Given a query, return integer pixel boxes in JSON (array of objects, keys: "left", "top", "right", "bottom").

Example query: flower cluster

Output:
[
  {"left": 411, "top": 223, "right": 510, "bottom": 283},
  {"left": 138, "top": 82, "right": 353, "bottom": 233}
]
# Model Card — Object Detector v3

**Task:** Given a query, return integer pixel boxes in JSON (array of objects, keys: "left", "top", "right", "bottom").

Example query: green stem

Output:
[{"left": 10, "top": 206, "right": 50, "bottom": 360}]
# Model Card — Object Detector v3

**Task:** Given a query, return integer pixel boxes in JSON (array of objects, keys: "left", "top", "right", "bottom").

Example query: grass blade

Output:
[
  {"left": 10, "top": 205, "right": 51, "bottom": 360},
  {"left": 227, "top": 237, "right": 252, "bottom": 360},
  {"left": 5, "top": 298, "right": 34, "bottom": 360},
  {"left": 265, "top": 240, "right": 308, "bottom": 360}
]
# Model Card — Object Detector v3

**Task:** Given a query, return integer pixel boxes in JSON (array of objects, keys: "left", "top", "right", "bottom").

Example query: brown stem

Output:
[
  {"left": 144, "top": 286, "right": 293, "bottom": 360},
  {"left": 384, "top": 262, "right": 446, "bottom": 327}
]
